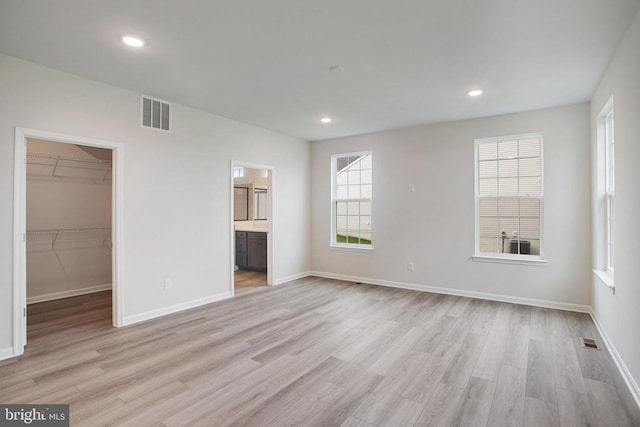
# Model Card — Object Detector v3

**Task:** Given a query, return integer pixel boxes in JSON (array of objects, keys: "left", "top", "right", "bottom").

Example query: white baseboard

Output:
[
  {"left": 274, "top": 271, "right": 312, "bottom": 285},
  {"left": 0, "top": 347, "right": 14, "bottom": 361},
  {"left": 123, "top": 291, "right": 233, "bottom": 326},
  {"left": 308, "top": 271, "right": 591, "bottom": 313},
  {"left": 590, "top": 311, "right": 640, "bottom": 408},
  {"left": 27, "top": 284, "right": 112, "bottom": 305}
]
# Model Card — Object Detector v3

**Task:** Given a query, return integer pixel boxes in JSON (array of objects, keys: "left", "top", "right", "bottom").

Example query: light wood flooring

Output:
[
  {"left": 235, "top": 270, "right": 268, "bottom": 295},
  {"left": 1, "top": 277, "right": 639, "bottom": 426}
]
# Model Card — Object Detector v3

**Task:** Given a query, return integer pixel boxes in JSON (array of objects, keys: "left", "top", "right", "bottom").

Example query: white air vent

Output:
[{"left": 141, "top": 96, "right": 171, "bottom": 131}]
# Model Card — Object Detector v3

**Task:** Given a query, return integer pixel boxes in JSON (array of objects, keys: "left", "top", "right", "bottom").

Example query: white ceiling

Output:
[{"left": 1, "top": 0, "right": 638, "bottom": 141}]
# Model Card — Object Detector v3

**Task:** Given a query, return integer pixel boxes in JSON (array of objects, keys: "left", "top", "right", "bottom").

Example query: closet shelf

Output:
[
  {"left": 27, "top": 227, "right": 112, "bottom": 251},
  {"left": 26, "top": 152, "right": 112, "bottom": 182}
]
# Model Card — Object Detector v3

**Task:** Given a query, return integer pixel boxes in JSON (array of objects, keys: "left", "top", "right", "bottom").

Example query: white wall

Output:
[
  {"left": 26, "top": 139, "right": 112, "bottom": 301},
  {"left": 0, "top": 53, "right": 311, "bottom": 353},
  {"left": 311, "top": 103, "right": 591, "bottom": 307},
  {"left": 590, "top": 9, "right": 640, "bottom": 397}
]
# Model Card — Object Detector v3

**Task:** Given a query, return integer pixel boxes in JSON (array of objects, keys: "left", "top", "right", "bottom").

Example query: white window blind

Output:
[
  {"left": 332, "top": 152, "right": 372, "bottom": 247},
  {"left": 475, "top": 134, "right": 543, "bottom": 257}
]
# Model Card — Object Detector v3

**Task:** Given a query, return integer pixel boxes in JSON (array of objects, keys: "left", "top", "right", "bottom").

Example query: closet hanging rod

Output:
[
  {"left": 27, "top": 227, "right": 111, "bottom": 233},
  {"left": 27, "top": 152, "right": 112, "bottom": 168}
]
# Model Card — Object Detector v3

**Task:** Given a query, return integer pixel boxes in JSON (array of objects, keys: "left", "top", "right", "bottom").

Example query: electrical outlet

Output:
[
  {"left": 407, "top": 262, "right": 414, "bottom": 271},
  {"left": 164, "top": 278, "right": 172, "bottom": 290}
]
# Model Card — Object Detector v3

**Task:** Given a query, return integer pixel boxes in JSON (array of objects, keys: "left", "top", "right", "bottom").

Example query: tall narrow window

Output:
[
  {"left": 475, "top": 134, "right": 543, "bottom": 258},
  {"left": 331, "top": 152, "right": 372, "bottom": 248},
  {"left": 604, "top": 107, "right": 615, "bottom": 271}
]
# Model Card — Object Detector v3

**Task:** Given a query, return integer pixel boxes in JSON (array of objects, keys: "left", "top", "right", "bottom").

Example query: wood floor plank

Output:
[
  {"left": 486, "top": 365, "right": 526, "bottom": 427},
  {"left": 556, "top": 388, "right": 597, "bottom": 427},
  {"left": 414, "top": 382, "right": 465, "bottom": 427},
  {"left": 2, "top": 280, "right": 638, "bottom": 427},
  {"left": 449, "top": 376, "right": 496, "bottom": 427},
  {"left": 525, "top": 339, "right": 557, "bottom": 405},
  {"left": 523, "top": 397, "right": 559, "bottom": 427},
  {"left": 550, "top": 335, "right": 586, "bottom": 394}
]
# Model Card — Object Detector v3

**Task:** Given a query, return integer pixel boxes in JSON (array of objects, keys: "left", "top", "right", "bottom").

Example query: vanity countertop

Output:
[{"left": 234, "top": 222, "right": 269, "bottom": 233}]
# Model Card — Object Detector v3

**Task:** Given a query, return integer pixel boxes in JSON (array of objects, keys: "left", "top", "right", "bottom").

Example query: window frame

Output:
[
  {"left": 595, "top": 97, "right": 615, "bottom": 290},
  {"left": 330, "top": 151, "right": 373, "bottom": 250},
  {"left": 473, "top": 133, "right": 545, "bottom": 263},
  {"left": 604, "top": 107, "right": 615, "bottom": 273}
]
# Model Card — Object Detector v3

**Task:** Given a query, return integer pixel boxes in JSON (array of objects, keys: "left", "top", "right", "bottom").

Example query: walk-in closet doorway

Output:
[{"left": 13, "top": 128, "right": 124, "bottom": 357}]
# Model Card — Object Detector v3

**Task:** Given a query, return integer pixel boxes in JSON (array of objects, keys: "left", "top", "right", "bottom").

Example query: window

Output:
[
  {"left": 233, "top": 166, "right": 245, "bottom": 178},
  {"left": 255, "top": 188, "right": 267, "bottom": 220},
  {"left": 601, "top": 99, "right": 615, "bottom": 273},
  {"left": 331, "top": 152, "right": 372, "bottom": 248},
  {"left": 475, "top": 134, "right": 543, "bottom": 259}
]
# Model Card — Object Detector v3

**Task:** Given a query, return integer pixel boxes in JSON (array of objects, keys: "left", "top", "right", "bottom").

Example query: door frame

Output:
[
  {"left": 230, "top": 160, "right": 275, "bottom": 294},
  {"left": 13, "top": 127, "right": 125, "bottom": 357}
]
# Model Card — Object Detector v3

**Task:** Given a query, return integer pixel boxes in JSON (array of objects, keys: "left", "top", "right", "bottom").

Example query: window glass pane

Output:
[
  {"left": 498, "top": 140, "right": 518, "bottom": 159},
  {"left": 519, "top": 199, "right": 540, "bottom": 217},
  {"left": 519, "top": 217, "right": 540, "bottom": 240},
  {"left": 479, "top": 198, "right": 498, "bottom": 216},
  {"left": 499, "top": 217, "right": 519, "bottom": 237},
  {"left": 360, "top": 216, "right": 372, "bottom": 231},
  {"left": 359, "top": 154, "right": 372, "bottom": 169},
  {"left": 498, "top": 159, "right": 517, "bottom": 177},
  {"left": 479, "top": 217, "right": 498, "bottom": 237},
  {"left": 360, "top": 201, "right": 372, "bottom": 216},
  {"left": 478, "top": 142, "right": 497, "bottom": 161},
  {"left": 336, "top": 201, "right": 347, "bottom": 215},
  {"left": 498, "top": 199, "right": 519, "bottom": 217},
  {"left": 497, "top": 177, "right": 518, "bottom": 196},
  {"left": 336, "top": 185, "right": 348, "bottom": 199},
  {"left": 347, "top": 216, "right": 359, "bottom": 230},
  {"left": 347, "top": 185, "right": 360, "bottom": 199},
  {"left": 348, "top": 170, "right": 360, "bottom": 185},
  {"left": 480, "top": 237, "right": 498, "bottom": 253},
  {"left": 519, "top": 138, "right": 540, "bottom": 157},
  {"left": 336, "top": 216, "right": 347, "bottom": 230},
  {"left": 479, "top": 161, "right": 497, "bottom": 179},
  {"left": 519, "top": 177, "right": 541, "bottom": 195},
  {"left": 479, "top": 178, "right": 497, "bottom": 196},
  {"left": 519, "top": 158, "right": 540, "bottom": 177},
  {"left": 361, "top": 169, "right": 372, "bottom": 184},
  {"left": 347, "top": 201, "right": 360, "bottom": 214},
  {"left": 361, "top": 184, "right": 372, "bottom": 199}
]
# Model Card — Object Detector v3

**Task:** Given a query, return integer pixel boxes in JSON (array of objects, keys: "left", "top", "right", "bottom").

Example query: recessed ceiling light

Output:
[
  {"left": 320, "top": 117, "right": 332, "bottom": 123},
  {"left": 468, "top": 89, "right": 483, "bottom": 97},
  {"left": 329, "top": 65, "right": 345, "bottom": 73},
  {"left": 121, "top": 35, "right": 145, "bottom": 48}
]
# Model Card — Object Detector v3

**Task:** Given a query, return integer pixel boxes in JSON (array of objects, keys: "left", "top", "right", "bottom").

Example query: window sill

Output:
[
  {"left": 472, "top": 254, "right": 547, "bottom": 267},
  {"left": 593, "top": 270, "right": 615, "bottom": 294},
  {"left": 330, "top": 244, "right": 374, "bottom": 253}
]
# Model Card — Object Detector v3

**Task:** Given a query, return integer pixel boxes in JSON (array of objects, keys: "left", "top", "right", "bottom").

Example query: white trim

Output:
[
  {"left": 274, "top": 271, "right": 312, "bottom": 285},
  {"left": 13, "top": 127, "right": 125, "bottom": 358},
  {"left": 13, "top": 128, "right": 27, "bottom": 357},
  {"left": 123, "top": 291, "right": 233, "bottom": 326},
  {"left": 230, "top": 160, "right": 275, "bottom": 294},
  {"left": 590, "top": 311, "right": 640, "bottom": 409},
  {"left": 27, "top": 284, "right": 112, "bottom": 305},
  {"left": 0, "top": 347, "right": 14, "bottom": 361},
  {"left": 592, "top": 269, "right": 615, "bottom": 294},
  {"left": 308, "top": 271, "right": 591, "bottom": 313},
  {"left": 472, "top": 255, "right": 547, "bottom": 266}
]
